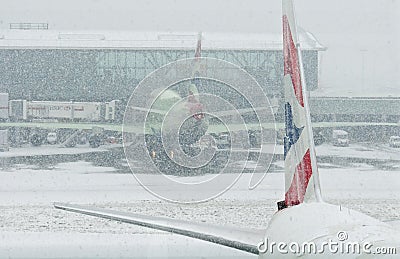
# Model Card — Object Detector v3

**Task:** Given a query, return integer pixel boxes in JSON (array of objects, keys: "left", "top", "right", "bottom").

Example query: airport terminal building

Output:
[
  {"left": 0, "top": 25, "right": 399, "bottom": 130},
  {"left": 0, "top": 27, "right": 324, "bottom": 103}
]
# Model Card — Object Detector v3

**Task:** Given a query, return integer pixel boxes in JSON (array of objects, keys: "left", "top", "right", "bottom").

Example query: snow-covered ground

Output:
[{"left": 0, "top": 146, "right": 399, "bottom": 258}]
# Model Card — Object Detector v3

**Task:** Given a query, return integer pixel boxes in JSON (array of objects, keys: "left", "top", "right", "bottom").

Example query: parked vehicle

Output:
[
  {"left": 30, "top": 132, "right": 43, "bottom": 146},
  {"left": 332, "top": 130, "right": 349, "bottom": 147},
  {"left": 389, "top": 136, "right": 400, "bottom": 148},
  {"left": 89, "top": 134, "right": 102, "bottom": 148},
  {"left": 314, "top": 131, "right": 326, "bottom": 146},
  {"left": 77, "top": 134, "right": 88, "bottom": 145},
  {"left": 210, "top": 132, "right": 231, "bottom": 149},
  {"left": 46, "top": 132, "right": 57, "bottom": 144}
]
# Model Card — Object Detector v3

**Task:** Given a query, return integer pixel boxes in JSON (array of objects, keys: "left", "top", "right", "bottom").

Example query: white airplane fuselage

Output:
[{"left": 259, "top": 202, "right": 399, "bottom": 258}]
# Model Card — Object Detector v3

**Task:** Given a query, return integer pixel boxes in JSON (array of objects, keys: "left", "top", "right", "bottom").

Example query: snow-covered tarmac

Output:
[{"left": 0, "top": 144, "right": 399, "bottom": 258}]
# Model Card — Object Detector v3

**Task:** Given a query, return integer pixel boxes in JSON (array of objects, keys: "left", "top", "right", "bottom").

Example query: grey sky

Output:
[{"left": 0, "top": 0, "right": 399, "bottom": 96}]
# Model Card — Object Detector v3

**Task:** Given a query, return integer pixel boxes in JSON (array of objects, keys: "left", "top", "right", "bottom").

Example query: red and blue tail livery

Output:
[{"left": 279, "top": 0, "right": 321, "bottom": 210}]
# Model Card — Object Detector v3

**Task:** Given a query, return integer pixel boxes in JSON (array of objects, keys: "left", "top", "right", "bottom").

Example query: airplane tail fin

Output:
[
  {"left": 194, "top": 31, "right": 202, "bottom": 59},
  {"left": 279, "top": 0, "right": 322, "bottom": 210},
  {"left": 190, "top": 32, "right": 202, "bottom": 95}
]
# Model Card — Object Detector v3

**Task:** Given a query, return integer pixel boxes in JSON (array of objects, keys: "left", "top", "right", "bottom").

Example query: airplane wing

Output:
[
  {"left": 54, "top": 202, "right": 263, "bottom": 255},
  {"left": 311, "top": 121, "right": 398, "bottom": 128},
  {"left": 211, "top": 107, "right": 272, "bottom": 118},
  {"left": 207, "top": 122, "right": 276, "bottom": 134},
  {"left": 127, "top": 106, "right": 167, "bottom": 115},
  {"left": 207, "top": 121, "right": 398, "bottom": 134}
]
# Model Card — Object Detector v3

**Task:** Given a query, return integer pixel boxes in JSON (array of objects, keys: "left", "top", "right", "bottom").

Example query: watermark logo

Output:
[
  {"left": 257, "top": 231, "right": 397, "bottom": 255},
  {"left": 336, "top": 230, "right": 348, "bottom": 242},
  {"left": 122, "top": 57, "right": 276, "bottom": 203}
]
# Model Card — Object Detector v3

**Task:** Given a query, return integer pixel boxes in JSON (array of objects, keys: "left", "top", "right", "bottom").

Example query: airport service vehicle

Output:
[
  {"left": 208, "top": 132, "right": 230, "bottom": 149},
  {"left": 389, "top": 135, "right": 400, "bottom": 148},
  {"left": 332, "top": 129, "right": 349, "bottom": 147},
  {"left": 6, "top": 99, "right": 119, "bottom": 122},
  {"left": 55, "top": 1, "right": 400, "bottom": 257}
]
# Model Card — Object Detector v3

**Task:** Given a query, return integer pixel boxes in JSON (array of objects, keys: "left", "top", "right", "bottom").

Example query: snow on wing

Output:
[{"left": 54, "top": 203, "right": 264, "bottom": 255}]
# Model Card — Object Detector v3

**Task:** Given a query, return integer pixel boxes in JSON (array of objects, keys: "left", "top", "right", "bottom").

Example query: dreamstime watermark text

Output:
[{"left": 257, "top": 231, "right": 397, "bottom": 255}]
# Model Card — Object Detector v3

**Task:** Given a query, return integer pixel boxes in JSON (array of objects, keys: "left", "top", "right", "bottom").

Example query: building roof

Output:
[{"left": 0, "top": 29, "right": 325, "bottom": 51}]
